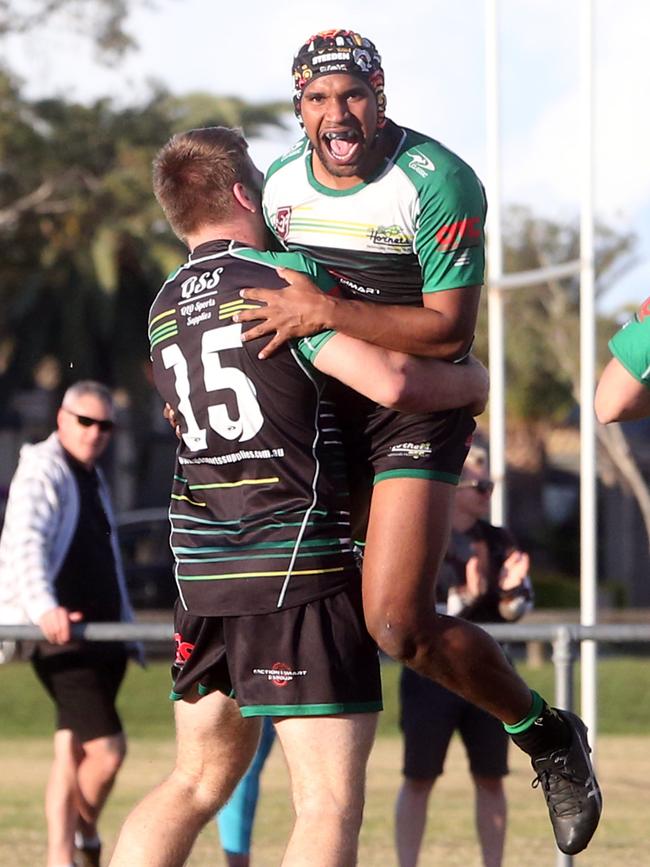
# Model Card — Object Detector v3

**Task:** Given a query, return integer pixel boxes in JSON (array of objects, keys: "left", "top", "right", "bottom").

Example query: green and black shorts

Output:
[{"left": 170, "top": 580, "right": 382, "bottom": 718}]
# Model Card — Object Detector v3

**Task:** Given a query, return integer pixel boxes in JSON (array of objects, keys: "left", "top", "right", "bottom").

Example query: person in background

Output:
[
  {"left": 395, "top": 445, "right": 533, "bottom": 867},
  {"left": 216, "top": 717, "right": 276, "bottom": 867},
  {"left": 0, "top": 380, "right": 142, "bottom": 867},
  {"left": 595, "top": 296, "right": 650, "bottom": 422}
]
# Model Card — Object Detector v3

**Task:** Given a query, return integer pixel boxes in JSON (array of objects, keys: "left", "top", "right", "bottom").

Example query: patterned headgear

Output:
[{"left": 291, "top": 29, "right": 387, "bottom": 128}]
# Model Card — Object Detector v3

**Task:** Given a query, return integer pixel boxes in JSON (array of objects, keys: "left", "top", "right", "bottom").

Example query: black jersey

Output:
[{"left": 149, "top": 239, "right": 356, "bottom": 616}]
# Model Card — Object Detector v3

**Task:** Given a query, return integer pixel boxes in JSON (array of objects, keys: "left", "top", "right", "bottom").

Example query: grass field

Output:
[{"left": 2, "top": 657, "right": 650, "bottom": 865}]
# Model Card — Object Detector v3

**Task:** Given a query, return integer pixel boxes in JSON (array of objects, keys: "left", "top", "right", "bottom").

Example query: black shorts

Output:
[
  {"left": 32, "top": 643, "right": 128, "bottom": 743},
  {"left": 170, "top": 581, "right": 382, "bottom": 717},
  {"left": 327, "top": 382, "right": 475, "bottom": 487},
  {"left": 399, "top": 666, "right": 509, "bottom": 780}
]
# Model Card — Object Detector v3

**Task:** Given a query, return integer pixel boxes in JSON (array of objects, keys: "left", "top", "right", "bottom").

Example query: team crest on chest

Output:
[
  {"left": 368, "top": 224, "right": 412, "bottom": 250},
  {"left": 274, "top": 206, "right": 293, "bottom": 240}
]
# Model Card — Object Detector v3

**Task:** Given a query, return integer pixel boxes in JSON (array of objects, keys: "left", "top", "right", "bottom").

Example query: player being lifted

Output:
[{"left": 234, "top": 28, "right": 602, "bottom": 856}]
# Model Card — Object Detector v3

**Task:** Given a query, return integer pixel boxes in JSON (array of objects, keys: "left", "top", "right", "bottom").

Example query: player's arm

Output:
[
  {"left": 3, "top": 469, "right": 82, "bottom": 642},
  {"left": 236, "top": 268, "right": 480, "bottom": 360},
  {"left": 242, "top": 158, "right": 485, "bottom": 359},
  {"left": 594, "top": 357, "right": 650, "bottom": 422},
  {"left": 310, "top": 332, "right": 488, "bottom": 414},
  {"left": 595, "top": 303, "right": 650, "bottom": 423}
]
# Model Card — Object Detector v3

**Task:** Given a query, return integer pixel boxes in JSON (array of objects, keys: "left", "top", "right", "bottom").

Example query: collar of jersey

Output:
[{"left": 190, "top": 239, "right": 247, "bottom": 259}]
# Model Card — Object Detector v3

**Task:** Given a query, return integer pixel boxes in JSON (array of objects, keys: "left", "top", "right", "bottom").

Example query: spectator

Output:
[
  {"left": 0, "top": 380, "right": 142, "bottom": 867},
  {"left": 395, "top": 445, "right": 533, "bottom": 867}
]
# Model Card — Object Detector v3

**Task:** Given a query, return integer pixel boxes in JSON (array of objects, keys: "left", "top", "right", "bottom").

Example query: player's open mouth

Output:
[{"left": 322, "top": 130, "right": 362, "bottom": 163}]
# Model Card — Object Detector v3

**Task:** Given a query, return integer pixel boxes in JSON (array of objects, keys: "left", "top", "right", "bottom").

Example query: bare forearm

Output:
[
  {"left": 595, "top": 358, "right": 650, "bottom": 422},
  {"left": 314, "top": 334, "right": 488, "bottom": 413},
  {"left": 322, "top": 295, "right": 471, "bottom": 359},
  {"left": 395, "top": 354, "right": 488, "bottom": 414}
]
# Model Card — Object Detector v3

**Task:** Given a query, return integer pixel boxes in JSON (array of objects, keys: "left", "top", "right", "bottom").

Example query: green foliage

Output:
[
  {"left": 528, "top": 569, "right": 581, "bottom": 608},
  {"left": 0, "top": 0, "right": 150, "bottom": 58},
  {"left": 0, "top": 68, "right": 289, "bottom": 405}
]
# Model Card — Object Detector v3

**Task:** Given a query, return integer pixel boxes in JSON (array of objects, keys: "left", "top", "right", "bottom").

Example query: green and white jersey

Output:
[
  {"left": 263, "top": 120, "right": 487, "bottom": 306},
  {"left": 608, "top": 297, "right": 650, "bottom": 386}
]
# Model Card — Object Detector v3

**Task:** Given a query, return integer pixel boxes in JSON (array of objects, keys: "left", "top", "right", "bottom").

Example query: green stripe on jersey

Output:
[
  {"left": 176, "top": 548, "right": 350, "bottom": 564},
  {"left": 173, "top": 537, "right": 346, "bottom": 554}
]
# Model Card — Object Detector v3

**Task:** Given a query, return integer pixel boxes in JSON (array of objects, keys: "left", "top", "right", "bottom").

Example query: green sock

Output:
[{"left": 503, "top": 690, "right": 545, "bottom": 734}]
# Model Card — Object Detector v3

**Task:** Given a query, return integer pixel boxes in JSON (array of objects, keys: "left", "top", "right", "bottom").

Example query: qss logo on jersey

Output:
[{"left": 181, "top": 267, "right": 224, "bottom": 299}]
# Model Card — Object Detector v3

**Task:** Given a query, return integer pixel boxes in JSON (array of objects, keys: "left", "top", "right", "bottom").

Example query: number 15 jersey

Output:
[{"left": 148, "top": 239, "right": 356, "bottom": 617}]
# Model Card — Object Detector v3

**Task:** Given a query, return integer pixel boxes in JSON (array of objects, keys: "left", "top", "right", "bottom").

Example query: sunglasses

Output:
[
  {"left": 459, "top": 479, "right": 494, "bottom": 494},
  {"left": 64, "top": 408, "right": 115, "bottom": 433}
]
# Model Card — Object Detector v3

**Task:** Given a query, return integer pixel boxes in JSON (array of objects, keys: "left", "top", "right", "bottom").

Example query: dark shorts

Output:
[
  {"left": 400, "top": 666, "right": 509, "bottom": 780},
  {"left": 171, "top": 581, "right": 382, "bottom": 718},
  {"left": 327, "top": 381, "right": 475, "bottom": 486},
  {"left": 32, "top": 643, "right": 128, "bottom": 742}
]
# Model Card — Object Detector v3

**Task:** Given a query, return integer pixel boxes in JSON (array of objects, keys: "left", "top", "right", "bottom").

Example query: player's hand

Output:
[
  {"left": 163, "top": 403, "right": 181, "bottom": 440},
  {"left": 464, "top": 355, "right": 490, "bottom": 416},
  {"left": 499, "top": 550, "right": 530, "bottom": 591},
  {"left": 235, "top": 267, "right": 334, "bottom": 359},
  {"left": 38, "top": 607, "right": 84, "bottom": 645}
]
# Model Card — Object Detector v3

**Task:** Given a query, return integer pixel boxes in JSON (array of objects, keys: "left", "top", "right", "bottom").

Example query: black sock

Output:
[{"left": 508, "top": 697, "right": 571, "bottom": 758}]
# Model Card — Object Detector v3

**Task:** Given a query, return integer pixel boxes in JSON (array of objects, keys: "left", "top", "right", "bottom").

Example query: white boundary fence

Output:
[{"left": 3, "top": 620, "right": 647, "bottom": 866}]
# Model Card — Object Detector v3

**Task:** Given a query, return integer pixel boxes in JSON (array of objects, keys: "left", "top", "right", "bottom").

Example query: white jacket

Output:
[{"left": 0, "top": 432, "right": 138, "bottom": 640}]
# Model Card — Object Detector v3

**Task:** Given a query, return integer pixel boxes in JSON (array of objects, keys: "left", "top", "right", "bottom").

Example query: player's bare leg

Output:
[
  {"left": 363, "top": 477, "right": 601, "bottom": 854},
  {"left": 362, "top": 477, "right": 532, "bottom": 722},
  {"left": 275, "top": 712, "right": 378, "bottom": 867},
  {"left": 108, "top": 689, "right": 260, "bottom": 867}
]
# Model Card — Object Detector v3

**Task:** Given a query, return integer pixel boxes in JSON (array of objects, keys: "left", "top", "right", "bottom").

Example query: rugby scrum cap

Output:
[{"left": 291, "top": 29, "right": 387, "bottom": 127}]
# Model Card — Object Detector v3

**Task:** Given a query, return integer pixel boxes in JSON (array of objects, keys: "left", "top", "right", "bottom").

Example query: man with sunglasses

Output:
[
  {"left": 395, "top": 445, "right": 533, "bottom": 867},
  {"left": 0, "top": 380, "right": 141, "bottom": 867}
]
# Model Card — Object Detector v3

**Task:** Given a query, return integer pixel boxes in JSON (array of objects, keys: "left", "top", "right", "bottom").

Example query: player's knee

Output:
[
  {"left": 367, "top": 616, "right": 424, "bottom": 664},
  {"left": 169, "top": 766, "right": 225, "bottom": 820}
]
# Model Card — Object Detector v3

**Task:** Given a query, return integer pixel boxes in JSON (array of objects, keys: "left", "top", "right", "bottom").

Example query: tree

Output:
[
  {"left": 0, "top": 0, "right": 151, "bottom": 56},
  {"left": 0, "top": 70, "right": 289, "bottom": 404}
]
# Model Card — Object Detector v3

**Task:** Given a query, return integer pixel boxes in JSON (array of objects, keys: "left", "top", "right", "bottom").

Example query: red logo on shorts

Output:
[
  {"left": 270, "top": 662, "right": 292, "bottom": 687},
  {"left": 174, "top": 632, "right": 194, "bottom": 666}
]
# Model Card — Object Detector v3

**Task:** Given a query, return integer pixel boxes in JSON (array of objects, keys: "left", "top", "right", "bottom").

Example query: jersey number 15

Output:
[{"left": 161, "top": 323, "right": 264, "bottom": 451}]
